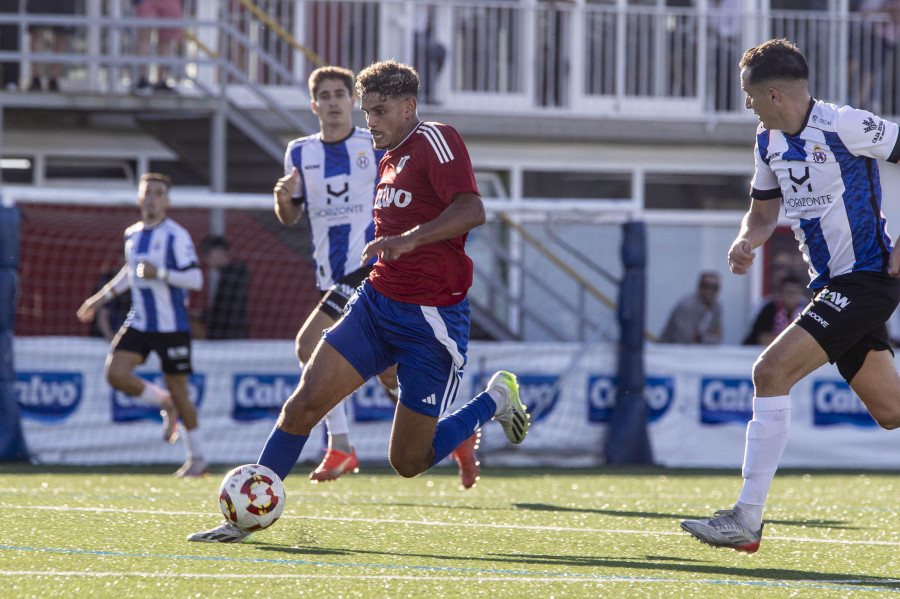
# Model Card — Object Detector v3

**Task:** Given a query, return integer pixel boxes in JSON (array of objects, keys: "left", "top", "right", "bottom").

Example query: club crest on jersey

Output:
[
  {"left": 396, "top": 155, "right": 410, "bottom": 173},
  {"left": 357, "top": 153, "right": 370, "bottom": 169},
  {"left": 812, "top": 144, "right": 826, "bottom": 163}
]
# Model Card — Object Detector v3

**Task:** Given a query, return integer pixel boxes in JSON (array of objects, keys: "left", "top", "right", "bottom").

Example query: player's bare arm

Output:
[
  {"left": 889, "top": 244, "right": 900, "bottom": 277},
  {"left": 362, "top": 192, "right": 485, "bottom": 263},
  {"left": 76, "top": 264, "right": 128, "bottom": 323},
  {"left": 728, "top": 198, "right": 781, "bottom": 275},
  {"left": 274, "top": 167, "right": 301, "bottom": 226}
]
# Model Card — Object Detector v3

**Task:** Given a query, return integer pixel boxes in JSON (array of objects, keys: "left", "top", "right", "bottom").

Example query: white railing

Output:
[{"left": 0, "top": 1, "right": 898, "bottom": 117}]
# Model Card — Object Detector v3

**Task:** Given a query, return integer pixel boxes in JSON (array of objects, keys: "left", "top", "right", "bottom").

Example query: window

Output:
[
  {"left": 523, "top": 170, "right": 631, "bottom": 200},
  {"left": 645, "top": 172, "right": 750, "bottom": 210},
  {"left": 1, "top": 157, "right": 33, "bottom": 184}
]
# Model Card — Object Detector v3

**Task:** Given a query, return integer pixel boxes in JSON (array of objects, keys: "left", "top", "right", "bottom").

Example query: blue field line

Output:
[{"left": 2, "top": 544, "right": 899, "bottom": 592}]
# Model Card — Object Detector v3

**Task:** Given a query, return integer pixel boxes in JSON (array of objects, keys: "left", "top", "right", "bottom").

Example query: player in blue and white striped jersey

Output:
[
  {"left": 77, "top": 173, "right": 207, "bottom": 478},
  {"left": 274, "top": 66, "right": 403, "bottom": 483},
  {"left": 682, "top": 38, "right": 900, "bottom": 554}
]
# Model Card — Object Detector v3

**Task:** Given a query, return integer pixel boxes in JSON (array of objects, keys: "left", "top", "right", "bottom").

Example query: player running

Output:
[
  {"left": 189, "top": 59, "right": 529, "bottom": 543},
  {"left": 77, "top": 173, "right": 207, "bottom": 478},
  {"left": 681, "top": 38, "right": 900, "bottom": 553},
  {"left": 274, "top": 65, "right": 480, "bottom": 486}
]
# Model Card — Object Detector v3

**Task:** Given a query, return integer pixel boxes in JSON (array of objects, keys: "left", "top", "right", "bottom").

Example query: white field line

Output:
[
  {"left": 5, "top": 505, "right": 900, "bottom": 549},
  {"left": 0, "top": 570, "right": 898, "bottom": 591}
]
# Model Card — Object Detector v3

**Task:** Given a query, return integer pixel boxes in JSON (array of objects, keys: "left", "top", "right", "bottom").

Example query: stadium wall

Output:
[{"left": 14, "top": 338, "right": 900, "bottom": 470}]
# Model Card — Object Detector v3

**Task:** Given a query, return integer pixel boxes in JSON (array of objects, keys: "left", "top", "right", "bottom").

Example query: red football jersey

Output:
[{"left": 368, "top": 121, "right": 480, "bottom": 306}]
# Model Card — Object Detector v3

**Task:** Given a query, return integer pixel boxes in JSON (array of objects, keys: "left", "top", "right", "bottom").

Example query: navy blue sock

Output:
[
  {"left": 256, "top": 427, "right": 309, "bottom": 481},
  {"left": 430, "top": 392, "right": 495, "bottom": 468}
]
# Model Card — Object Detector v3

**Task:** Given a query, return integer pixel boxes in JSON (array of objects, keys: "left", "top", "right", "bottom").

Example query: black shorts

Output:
[
  {"left": 796, "top": 271, "right": 900, "bottom": 382},
  {"left": 316, "top": 265, "right": 374, "bottom": 320},
  {"left": 112, "top": 327, "right": 193, "bottom": 375}
]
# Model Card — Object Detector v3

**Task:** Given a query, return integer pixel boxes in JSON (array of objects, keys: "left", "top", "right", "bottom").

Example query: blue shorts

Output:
[{"left": 323, "top": 280, "right": 469, "bottom": 418}]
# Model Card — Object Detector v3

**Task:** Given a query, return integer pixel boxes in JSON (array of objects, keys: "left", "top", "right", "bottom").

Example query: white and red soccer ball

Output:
[{"left": 218, "top": 464, "right": 286, "bottom": 532}]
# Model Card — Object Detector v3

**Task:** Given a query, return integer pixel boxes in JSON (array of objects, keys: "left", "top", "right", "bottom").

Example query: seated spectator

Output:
[
  {"left": 26, "top": 0, "right": 76, "bottom": 92},
  {"left": 658, "top": 271, "right": 723, "bottom": 344},
  {"left": 743, "top": 274, "right": 807, "bottom": 346},
  {"left": 199, "top": 235, "right": 250, "bottom": 339},
  {"left": 133, "top": 0, "right": 183, "bottom": 94}
]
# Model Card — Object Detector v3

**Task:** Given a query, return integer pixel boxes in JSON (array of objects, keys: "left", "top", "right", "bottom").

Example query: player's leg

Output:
[
  {"left": 166, "top": 373, "right": 207, "bottom": 477},
  {"left": 384, "top": 299, "right": 529, "bottom": 482},
  {"left": 257, "top": 339, "right": 366, "bottom": 481},
  {"left": 105, "top": 328, "right": 175, "bottom": 439},
  {"left": 188, "top": 290, "right": 380, "bottom": 543},
  {"left": 297, "top": 304, "right": 359, "bottom": 478},
  {"left": 847, "top": 349, "right": 900, "bottom": 429},
  {"left": 160, "top": 331, "right": 206, "bottom": 477},
  {"left": 681, "top": 323, "right": 828, "bottom": 553}
]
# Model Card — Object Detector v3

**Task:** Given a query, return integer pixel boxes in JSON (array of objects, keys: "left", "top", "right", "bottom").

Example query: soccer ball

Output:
[{"left": 218, "top": 464, "right": 286, "bottom": 532}]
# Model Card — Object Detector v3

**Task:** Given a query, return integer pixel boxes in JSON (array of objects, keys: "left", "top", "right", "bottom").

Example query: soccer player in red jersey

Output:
[{"left": 189, "top": 60, "right": 530, "bottom": 543}]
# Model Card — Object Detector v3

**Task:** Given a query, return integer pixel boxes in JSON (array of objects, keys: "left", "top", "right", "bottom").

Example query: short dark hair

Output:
[
  {"left": 739, "top": 38, "right": 809, "bottom": 85},
  {"left": 308, "top": 65, "right": 354, "bottom": 99},
  {"left": 200, "top": 234, "right": 229, "bottom": 254},
  {"left": 355, "top": 60, "right": 419, "bottom": 100},
  {"left": 140, "top": 172, "right": 172, "bottom": 191}
]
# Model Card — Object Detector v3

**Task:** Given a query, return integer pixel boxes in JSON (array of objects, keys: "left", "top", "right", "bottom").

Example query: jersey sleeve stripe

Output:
[
  {"left": 751, "top": 187, "right": 782, "bottom": 200},
  {"left": 418, "top": 125, "right": 454, "bottom": 163},
  {"left": 418, "top": 128, "right": 450, "bottom": 163}
]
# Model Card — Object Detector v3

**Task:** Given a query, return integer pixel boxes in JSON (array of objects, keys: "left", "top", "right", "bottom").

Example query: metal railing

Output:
[{"left": 0, "top": 1, "right": 897, "bottom": 117}]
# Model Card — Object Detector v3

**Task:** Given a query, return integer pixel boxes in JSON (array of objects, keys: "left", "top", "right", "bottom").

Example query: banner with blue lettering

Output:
[{"left": 12, "top": 338, "right": 900, "bottom": 468}]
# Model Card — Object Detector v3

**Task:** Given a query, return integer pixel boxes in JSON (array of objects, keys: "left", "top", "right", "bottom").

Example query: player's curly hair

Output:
[
  {"left": 740, "top": 38, "right": 809, "bottom": 84},
  {"left": 308, "top": 65, "right": 354, "bottom": 99},
  {"left": 355, "top": 60, "right": 419, "bottom": 100}
]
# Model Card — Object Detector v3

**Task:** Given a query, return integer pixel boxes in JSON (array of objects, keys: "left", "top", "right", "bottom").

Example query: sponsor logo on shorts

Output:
[
  {"left": 812, "top": 380, "right": 876, "bottom": 427},
  {"left": 816, "top": 288, "right": 851, "bottom": 312},
  {"left": 807, "top": 310, "right": 830, "bottom": 327},
  {"left": 231, "top": 374, "right": 299, "bottom": 421},
  {"left": 15, "top": 372, "right": 82, "bottom": 422},
  {"left": 700, "top": 378, "right": 754, "bottom": 424},
  {"left": 112, "top": 373, "right": 205, "bottom": 423},
  {"left": 421, "top": 393, "right": 437, "bottom": 405},
  {"left": 167, "top": 345, "right": 190, "bottom": 359},
  {"left": 587, "top": 375, "right": 674, "bottom": 423}
]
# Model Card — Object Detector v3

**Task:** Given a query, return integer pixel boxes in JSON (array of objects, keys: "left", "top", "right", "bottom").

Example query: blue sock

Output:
[
  {"left": 256, "top": 427, "right": 309, "bottom": 481},
  {"left": 430, "top": 392, "right": 495, "bottom": 468}
]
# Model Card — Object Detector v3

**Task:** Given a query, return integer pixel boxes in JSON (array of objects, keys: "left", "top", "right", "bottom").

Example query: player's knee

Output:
[
  {"left": 751, "top": 355, "right": 779, "bottom": 393},
  {"left": 389, "top": 454, "right": 426, "bottom": 479},
  {"left": 105, "top": 367, "right": 127, "bottom": 390},
  {"left": 871, "top": 410, "right": 900, "bottom": 430}
]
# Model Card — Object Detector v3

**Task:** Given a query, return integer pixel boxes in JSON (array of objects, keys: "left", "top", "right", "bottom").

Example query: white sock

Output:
[
  {"left": 182, "top": 426, "right": 204, "bottom": 461},
  {"left": 324, "top": 401, "right": 350, "bottom": 436},
  {"left": 138, "top": 382, "right": 166, "bottom": 407},
  {"left": 736, "top": 394, "right": 791, "bottom": 528}
]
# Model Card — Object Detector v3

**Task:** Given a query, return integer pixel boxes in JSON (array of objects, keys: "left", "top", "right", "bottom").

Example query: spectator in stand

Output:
[
  {"left": 658, "top": 271, "right": 723, "bottom": 344},
  {"left": 743, "top": 274, "right": 806, "bottom": 346},
  {"left": 198, "top": 234, "right": 250, "bottom": 340},
  {"left": 133, "top": 0, "right": 183, "bottom": 94},
  {"left": 26, "top": 0, "right": 76, "bottom": 92}
]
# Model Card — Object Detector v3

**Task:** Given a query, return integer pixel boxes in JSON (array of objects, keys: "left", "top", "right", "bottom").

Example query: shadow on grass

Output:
[
  {"left": 254, "top": 545, "right": 900, "bottom": 588},
  {"left": 514, "top": 503, "right": 861, "bottom": 530}
]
